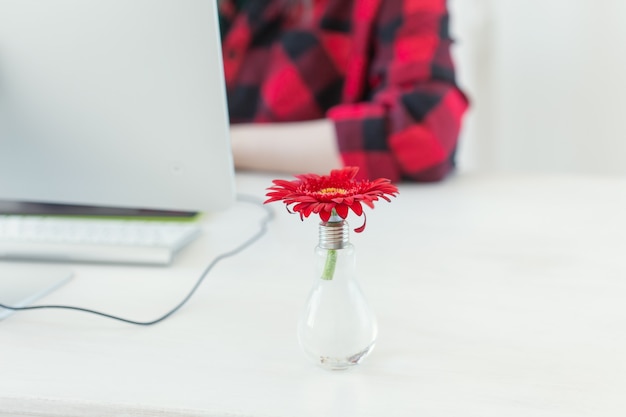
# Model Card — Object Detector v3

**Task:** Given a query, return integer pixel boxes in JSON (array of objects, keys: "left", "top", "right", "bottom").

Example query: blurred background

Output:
[{"left": 449, "top": 0, "right": 626, "bottom": 175}]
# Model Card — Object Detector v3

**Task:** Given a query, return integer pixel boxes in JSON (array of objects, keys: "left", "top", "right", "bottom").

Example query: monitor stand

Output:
[{"left": 0, "top": 264, "right": 73, "bottom": 320}]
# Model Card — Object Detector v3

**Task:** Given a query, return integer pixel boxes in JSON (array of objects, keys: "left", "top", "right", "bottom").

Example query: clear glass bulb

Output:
[{"left": 297, "top": 220, "right": 377, "bottom": 370}]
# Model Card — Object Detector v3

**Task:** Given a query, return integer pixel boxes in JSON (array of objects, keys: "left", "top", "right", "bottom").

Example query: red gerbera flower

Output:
[{"left": 265, "top": 167, "right": 398, "bottom": 233}]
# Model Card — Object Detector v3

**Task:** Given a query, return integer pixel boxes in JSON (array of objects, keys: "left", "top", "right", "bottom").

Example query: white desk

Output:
[{"left": 1, "top": 172, "right": 625, "bottom": 417}]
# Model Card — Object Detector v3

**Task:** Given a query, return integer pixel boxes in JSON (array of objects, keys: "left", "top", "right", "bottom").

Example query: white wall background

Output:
[{"left": 450, "top": 0, "right": 626, "bottom": 175}]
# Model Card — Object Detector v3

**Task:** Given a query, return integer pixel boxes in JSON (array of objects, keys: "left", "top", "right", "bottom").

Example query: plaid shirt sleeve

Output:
[
  {"left": 219, "top": 0, "right": 468, "bottom": 182},
  {"left": 327, "top": 0, "right": 468, "bottom": 182}
]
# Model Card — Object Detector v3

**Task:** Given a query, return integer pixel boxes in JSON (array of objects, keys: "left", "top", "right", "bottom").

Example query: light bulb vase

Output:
[{"left": 297, "top": 219, "right": 377, "bottom": 370}]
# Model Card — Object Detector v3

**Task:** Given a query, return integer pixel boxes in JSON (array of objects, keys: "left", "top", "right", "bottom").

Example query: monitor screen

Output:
[{"left": 0, "top": 0, "right": 235, "bottom": 214}]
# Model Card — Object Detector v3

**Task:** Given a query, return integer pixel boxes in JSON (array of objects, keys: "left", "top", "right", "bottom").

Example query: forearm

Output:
[{"left": 230, "top": 119, "right": 343, "bottom": 175}]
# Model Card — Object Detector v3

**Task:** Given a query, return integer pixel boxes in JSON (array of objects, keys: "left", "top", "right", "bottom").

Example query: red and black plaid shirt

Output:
[{"left": 219, "top": 0, "right": 468, "bottom": 182}]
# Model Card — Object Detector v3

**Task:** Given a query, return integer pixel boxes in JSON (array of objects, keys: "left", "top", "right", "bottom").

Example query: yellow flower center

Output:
[{"left": 318, "top": 187, "right": 347, "bottom": 195}]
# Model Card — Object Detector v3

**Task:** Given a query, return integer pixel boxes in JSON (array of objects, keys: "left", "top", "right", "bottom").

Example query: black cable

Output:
[{"left": 0, "top": 194, "right": 274, "bottom": 325}]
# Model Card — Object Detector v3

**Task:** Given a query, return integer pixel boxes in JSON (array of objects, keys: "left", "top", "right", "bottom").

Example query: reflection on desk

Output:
[{"left": 1, "top": 172, "right": 625, "bottom": 417}]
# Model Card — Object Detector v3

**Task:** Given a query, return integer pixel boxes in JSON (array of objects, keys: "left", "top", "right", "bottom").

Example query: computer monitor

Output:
[
  {"left": 0, "top": 0, "right": 235, "bottom": 318},
  {"left": 0, "top": 0, "right": 235, "bottom": 213}
]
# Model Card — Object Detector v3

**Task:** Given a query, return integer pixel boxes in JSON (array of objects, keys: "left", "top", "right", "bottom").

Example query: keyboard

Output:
[{"left": 0, "top": 216, "right": 201, "bottom": 265}]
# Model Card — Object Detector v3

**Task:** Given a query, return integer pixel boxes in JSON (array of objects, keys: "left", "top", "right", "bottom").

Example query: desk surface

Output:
[{"left": 1, "top": 172, "right": 625, "bottom": 417}]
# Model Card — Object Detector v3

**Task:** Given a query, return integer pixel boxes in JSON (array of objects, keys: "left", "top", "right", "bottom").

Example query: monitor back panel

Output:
[{"left": 0, "top": 0, "right": 234, "bottom": 212}]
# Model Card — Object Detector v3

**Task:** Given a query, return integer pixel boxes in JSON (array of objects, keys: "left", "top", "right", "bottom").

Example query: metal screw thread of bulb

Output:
[{"left": 318, "top": 217, "right": 349, "bottom": 250}]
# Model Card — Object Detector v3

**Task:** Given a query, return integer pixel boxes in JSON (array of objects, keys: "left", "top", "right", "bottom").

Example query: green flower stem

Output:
[
  {"left": 321, "top": 249, "right": 337, "bottom": 280},
  {"left": 321, "top": 208, "right": 341, "bottom": 280}
]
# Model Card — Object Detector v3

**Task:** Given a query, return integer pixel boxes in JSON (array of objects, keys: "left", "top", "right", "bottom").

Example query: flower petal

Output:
[
  {"left": 350, "top": 202, "right": 363, "bottom": 216},
  {"left": 354, "top": 212, "right": 367, "bottom": 233},
  {"left": 335, "top": 204, "right": 349, "bottom": 219},
  {"left": 319, "top": 210, "right": 332, "bottom": 222}
]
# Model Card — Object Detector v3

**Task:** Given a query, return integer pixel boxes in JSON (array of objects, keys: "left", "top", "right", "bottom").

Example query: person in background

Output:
[{"left": 219, "top": 0, "right": 468, "bottom": 182}]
